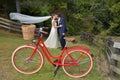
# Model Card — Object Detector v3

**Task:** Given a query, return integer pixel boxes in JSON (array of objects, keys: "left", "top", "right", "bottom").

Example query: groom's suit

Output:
[{"left": 58, "top": 17, "right": 67, "bottom": 49}]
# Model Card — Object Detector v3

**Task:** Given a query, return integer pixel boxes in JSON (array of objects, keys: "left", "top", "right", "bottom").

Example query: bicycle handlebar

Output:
[
  {"left": 40, "top": 30, "right": 48, "bottom": 35},
  {"left": 39, "top": 27, "right": 48, "bottom": 37}
]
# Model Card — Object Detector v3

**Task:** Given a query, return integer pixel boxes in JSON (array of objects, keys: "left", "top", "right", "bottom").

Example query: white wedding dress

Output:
[{"left": 44, "top": 20, "right": 58, "bottom": 48}]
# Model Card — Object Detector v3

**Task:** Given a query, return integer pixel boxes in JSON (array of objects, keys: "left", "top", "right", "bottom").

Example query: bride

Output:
[{"left": 44, "top": 14, "right": 61, "bottom": 48}]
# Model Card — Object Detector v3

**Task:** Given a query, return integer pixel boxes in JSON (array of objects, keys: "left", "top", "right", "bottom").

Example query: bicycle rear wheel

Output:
[
  {"left": 62, "top": 48, "right": 93, "bottom": 78},
  {"left": 11, "top": 45, "right": 44, "bottom": 74}
]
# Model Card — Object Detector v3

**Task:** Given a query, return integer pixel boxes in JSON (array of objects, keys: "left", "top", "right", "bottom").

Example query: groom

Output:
[{"left": 55, "top": 13, "right": 67, "bottom": 50}]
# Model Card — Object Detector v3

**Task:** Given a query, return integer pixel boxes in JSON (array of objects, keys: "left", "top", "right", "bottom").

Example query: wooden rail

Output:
[
  {"left": 0, "top": 17, "right": 49, "bottom": 38},
  {"left": 79, "top": 32, "right": 120, "bottom": 80},
  {"left": 105, "top": 39, "right": 120, "bottom": 80},
  {"left": 0, "top": 17, "right": 21, "bottom": 32}
]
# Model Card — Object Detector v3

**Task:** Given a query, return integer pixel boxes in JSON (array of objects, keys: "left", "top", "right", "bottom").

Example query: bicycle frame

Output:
[
  {"left": 27, "top": 37, "right": 77, "bottom": 66},
  {"left": 11, "top": 29, "right": 93, "bottom": 78}
]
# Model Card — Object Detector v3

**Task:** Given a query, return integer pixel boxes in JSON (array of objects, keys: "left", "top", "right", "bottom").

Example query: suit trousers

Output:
[{"left": 59, "top": 34, "right": 66, "bottom": 49}]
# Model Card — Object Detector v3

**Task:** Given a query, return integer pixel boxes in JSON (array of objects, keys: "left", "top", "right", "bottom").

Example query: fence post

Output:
[{"left": 109, "top": 41, "right": 120, "bottom": 79}]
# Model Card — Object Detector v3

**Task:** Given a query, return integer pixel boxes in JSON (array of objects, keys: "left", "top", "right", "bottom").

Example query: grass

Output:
[{"left": 0, "top": 29, "right": 105, "bottom": 80}]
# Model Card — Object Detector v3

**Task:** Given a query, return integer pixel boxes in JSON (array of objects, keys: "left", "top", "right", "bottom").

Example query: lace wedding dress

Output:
[{"left": 44, "top": 20, "right": 58, "bottom": 48}]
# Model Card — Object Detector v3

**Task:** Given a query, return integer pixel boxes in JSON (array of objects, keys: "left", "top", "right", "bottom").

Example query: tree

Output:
[
  {"left": 16, "top": 0, "right": 20, "bottom": 12},
  {"left": 0, "top": 0, "right": 16, "bottom": 18},
  {"left": 90, "top": 0, "right": 111, "bottom": 29},
  {"left": 109, "top": 2, "right": 120, "bottom": 35},
  {"left": 66, "top": 0, "right": 97, "bottom": 35},
  {"left": 1, "top": 0, "right": 120, "bottom": 36}
]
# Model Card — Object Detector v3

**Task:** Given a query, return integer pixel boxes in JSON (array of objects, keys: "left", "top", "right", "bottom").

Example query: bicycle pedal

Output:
[
  {"left": 90, "top": 54, "right": 94, "bottom": 61},
  {"left": 90, "top": 54, "right": 94, "bottom": 58}
]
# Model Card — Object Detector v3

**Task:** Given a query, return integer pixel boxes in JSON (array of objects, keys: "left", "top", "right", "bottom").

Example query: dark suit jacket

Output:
[{"left": 58, "top": 17, "right": 67, "bottom": 36}]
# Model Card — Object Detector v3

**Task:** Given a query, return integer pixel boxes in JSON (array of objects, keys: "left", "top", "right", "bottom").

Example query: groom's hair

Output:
[
  {"left": 51, "top": 12, "right": 62, "bottom": 17},
  {"left": 56, "top": 12, "right": 62, "bottom": 17}
]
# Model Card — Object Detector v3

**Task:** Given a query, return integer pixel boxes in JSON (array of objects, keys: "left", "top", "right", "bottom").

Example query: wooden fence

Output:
[
  {"left": 0, "top": 17, "right": 21, "bottom": 32},
  {"left": 0, "top": 17, "right": 50, "bottom": 38},
  {"left": 80, "top": 32, "right": 120, "bottom": 80},
  {"left": 106, "top": 39, "right": 120, "bottom": 80}
]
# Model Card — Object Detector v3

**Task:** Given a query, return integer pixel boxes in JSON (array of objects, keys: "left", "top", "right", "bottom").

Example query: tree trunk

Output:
[{"left": 16, "top": 0, "right": 20, "bottom": 13}]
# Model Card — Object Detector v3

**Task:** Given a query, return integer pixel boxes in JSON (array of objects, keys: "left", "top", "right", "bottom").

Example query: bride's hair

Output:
[{"left": 51, "top": 13, "right": 55, "bottom": 19}]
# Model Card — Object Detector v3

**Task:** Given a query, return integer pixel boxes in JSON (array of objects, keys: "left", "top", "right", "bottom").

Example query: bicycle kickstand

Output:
[{"left": 53, "top": 65, "right": 60, "bottom": 77}]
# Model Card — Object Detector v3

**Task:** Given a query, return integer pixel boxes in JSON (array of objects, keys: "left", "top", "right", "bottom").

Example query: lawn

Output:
[{"left": 0, "top": 29, "right": 105, "bottom": 80}]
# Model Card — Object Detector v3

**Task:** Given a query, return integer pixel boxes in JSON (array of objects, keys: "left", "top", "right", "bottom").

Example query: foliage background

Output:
[{"left": 0, "top": 0, "right": 120, "bottom": 36}]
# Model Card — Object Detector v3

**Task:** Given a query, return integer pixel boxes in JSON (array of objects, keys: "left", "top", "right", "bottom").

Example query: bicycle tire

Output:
[
  {"left": 11, "top": 45, "right": 44, "bottom": 74},
  {"left": 62, "top": 47, "right": 93, "bottom": 78}
]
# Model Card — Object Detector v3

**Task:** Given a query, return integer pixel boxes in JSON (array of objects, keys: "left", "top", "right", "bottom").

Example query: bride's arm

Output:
[{"left": 52, "top": 20, "right": 62, "bottom": 28}]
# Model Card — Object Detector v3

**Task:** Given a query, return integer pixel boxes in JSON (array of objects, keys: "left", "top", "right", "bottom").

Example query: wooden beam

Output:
[
  {"left": 113, "top": 42, "right": 120, "bottom": 49},
  {"left": 0, "top": 20, "right": 20, "bottom": 29},
  {"left": 0, "top": 17, "right": 20, "bottom": 25},
  {"left": 110, "top": 65, "right": 120, "bottom": 75},
  {"left": 111, "top": 54, "right": 120, "bottom": 62},
  {"left": 0, "top": 24, "right": 21, "bottom": 32}
]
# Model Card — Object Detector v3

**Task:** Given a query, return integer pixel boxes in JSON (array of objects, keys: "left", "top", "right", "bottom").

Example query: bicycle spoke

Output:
[
  {"left": 12, "top": 45, "right": 44, "bottom": 74},
  {"left": 62, "top": 49, "right": 93, "bottom": 78}
]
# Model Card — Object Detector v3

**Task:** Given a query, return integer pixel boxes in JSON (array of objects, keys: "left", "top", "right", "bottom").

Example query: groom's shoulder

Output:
[{"left": 60, "top": 17, "right": 65, "bottom": 21}]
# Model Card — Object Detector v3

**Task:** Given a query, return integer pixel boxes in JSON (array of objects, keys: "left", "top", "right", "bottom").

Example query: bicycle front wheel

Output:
[
  {"left": 11, "top": 45, "right": 44, "bottom": 74},
  {"left": 62, "top": 48, "right": 93, "bottom": 78}
]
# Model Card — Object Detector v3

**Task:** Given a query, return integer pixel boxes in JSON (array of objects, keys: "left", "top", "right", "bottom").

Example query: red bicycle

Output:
[{"left": 11, "top": 27, "right": 93, "bottom": 78}]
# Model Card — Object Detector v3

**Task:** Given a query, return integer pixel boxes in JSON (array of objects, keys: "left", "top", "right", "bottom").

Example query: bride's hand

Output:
[{"left": 59, "top": 25, "right": 62, "bottom": 27}]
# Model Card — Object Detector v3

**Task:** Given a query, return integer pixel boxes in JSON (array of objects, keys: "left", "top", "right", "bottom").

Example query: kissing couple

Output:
[{"left": 44, "top": 13, "right": 67, "bottom": 50}]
